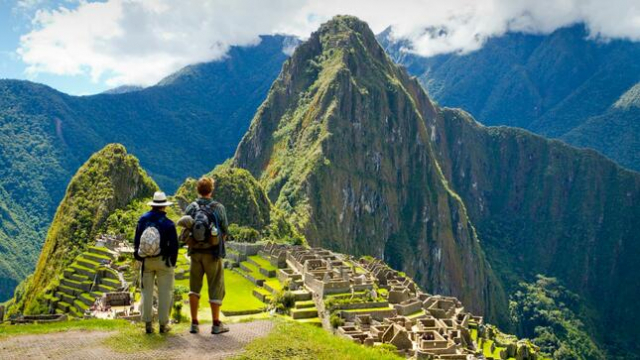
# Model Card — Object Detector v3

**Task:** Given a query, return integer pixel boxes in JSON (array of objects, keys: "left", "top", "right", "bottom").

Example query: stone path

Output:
[{"left": 0, "top": 320, "right": 273, "bottom": 360}]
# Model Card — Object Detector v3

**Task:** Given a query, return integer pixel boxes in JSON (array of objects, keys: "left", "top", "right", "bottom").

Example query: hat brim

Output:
[{"left": 147, "top": 201, "right": 173, "bottom": 207}]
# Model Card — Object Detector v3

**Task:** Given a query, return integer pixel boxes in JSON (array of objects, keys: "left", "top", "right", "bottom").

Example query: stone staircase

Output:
[{"left": 43, "top": 246, "right": 123, "bottom": 317}]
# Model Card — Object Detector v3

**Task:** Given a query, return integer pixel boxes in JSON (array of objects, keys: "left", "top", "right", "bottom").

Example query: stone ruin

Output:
[
  {"left": 10, "top": 314, "right": 68, "bottom": 324},
  {"left": 226, "top": 241, "right": 538, "bottom": 360},
  {"left": 98, "top": 291, "right": 132, "bottom": 308},
  {"left": 95, "top": 234, "right": 133, "bottom": 253}
]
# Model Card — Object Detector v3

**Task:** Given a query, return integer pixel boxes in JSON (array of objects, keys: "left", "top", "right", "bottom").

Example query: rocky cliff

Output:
[
  {"left": 233, "top": 16, "right": 508, "bottom": 325},
  {"left": 429, "top": 107, "right": 640, "bottom": 354}
]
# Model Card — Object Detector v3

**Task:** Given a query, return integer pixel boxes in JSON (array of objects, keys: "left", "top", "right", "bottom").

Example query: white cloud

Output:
[{"left": 17, "top": 0, "right": 640, "bottom": 87}]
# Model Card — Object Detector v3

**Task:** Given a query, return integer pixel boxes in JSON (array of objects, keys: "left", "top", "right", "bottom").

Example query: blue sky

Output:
[
  {"left": 1, "top": 0, "right": 638, "bottom": 96},
  {"left": 0, "top": 0, "right": 111, "bottom": 95}
]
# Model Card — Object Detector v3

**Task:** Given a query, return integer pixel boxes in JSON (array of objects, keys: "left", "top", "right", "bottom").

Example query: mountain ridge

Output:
[{"left": 379, "top": 24, "right": 640, "bottom": 172}]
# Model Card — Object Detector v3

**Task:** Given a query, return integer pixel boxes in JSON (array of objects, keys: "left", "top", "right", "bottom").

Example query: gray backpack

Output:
[{"left": 191, "top": 202, "right": 219, "bottom": 249}]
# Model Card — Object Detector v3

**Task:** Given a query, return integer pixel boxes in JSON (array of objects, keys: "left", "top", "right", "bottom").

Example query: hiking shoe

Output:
[
  {"left": 212, "top": 322, "right": 229, "bottom": 334},
  {"left": 159, "top": 324, "right": 171, "bottom": 334},
  {"left": 189, "top": 323, "right": 200, "bottom": 334},
  {"left": 145, "top": 322, "right": 154, "bottom": 334}
]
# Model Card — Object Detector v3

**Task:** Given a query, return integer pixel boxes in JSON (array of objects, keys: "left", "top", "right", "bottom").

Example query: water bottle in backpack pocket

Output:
[{"left": 138, "top": 221, "right": 162, "bottom": 257}]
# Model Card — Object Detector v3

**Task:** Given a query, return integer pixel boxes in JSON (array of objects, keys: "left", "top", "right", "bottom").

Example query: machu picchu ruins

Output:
[
  {"left": 19, "top": 236, "right": 538, "bottom": 360},
  {"left": 225, "top": 242, "right": 539, "bottom": 360}
]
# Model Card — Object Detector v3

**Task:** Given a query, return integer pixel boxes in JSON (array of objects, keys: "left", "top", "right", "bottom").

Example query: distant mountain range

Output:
[
  {"left": 0, "top": 35, "right": 293, "bottom": 301},
  {"left": 378, "top": 24, "right": 640, "bottom": 172}
]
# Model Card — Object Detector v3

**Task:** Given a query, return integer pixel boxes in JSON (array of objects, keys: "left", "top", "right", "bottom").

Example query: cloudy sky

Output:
[{"left": 1, "top": 0, "right": 639, "bottom": 95}]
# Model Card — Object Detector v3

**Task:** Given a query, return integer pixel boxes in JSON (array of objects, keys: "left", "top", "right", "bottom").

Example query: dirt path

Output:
[{"left": 0, "top": 320, "right": 273, "bottom": 360}]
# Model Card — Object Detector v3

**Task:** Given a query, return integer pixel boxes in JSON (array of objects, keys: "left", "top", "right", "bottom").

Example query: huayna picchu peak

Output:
[
  {"left": 234, "top": 15, "right": 640, "bottom": 358},
  {"left": 234, "top": 15, "right": 508, "bottom": 327}
]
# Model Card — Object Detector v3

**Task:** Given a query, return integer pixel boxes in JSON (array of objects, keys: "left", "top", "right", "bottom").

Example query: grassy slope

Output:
[{"left": 234, "top": 320, "right": 402, "bottom": 360}]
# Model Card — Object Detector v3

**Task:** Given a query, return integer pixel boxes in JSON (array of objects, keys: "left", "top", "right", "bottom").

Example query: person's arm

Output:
[
  {"left": 168, "top": 224, "right": 179, "bottom": 267},
  {"left": 216, "top": 204, "right": 230, "bottom": 240},
  {"left": 133, "top": 220, "right": 144, "bottom": 261}
]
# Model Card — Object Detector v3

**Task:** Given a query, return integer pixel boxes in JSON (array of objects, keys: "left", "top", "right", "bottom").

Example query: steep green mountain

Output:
[
  {"left": 233, "top": 16, "right": 508, "bottom": 326},
  {"left": 562, "top": 82, "right": 640, "bottom": 170},
  {"left": 430, "top": 108, "right": 640, "bottom": 358},
  {"left": 378, "top": 25, "right": 640, "bottom": 171},
  {"left": 233, "top": 16, "right": 640, "bottom": 358},
  {"left": 8, "top": 144, "right": 157, "bottom": 314},
  {"left": 0, "top": 35, "right": 292, "bottom": 301}
]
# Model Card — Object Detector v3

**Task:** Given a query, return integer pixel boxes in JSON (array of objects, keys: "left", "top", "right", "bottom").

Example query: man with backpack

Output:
[
  {"left": 134, "top": 191, "right": 179, "bottom": 334},
  {"left": 184, "top": 177, "right": 229, "bottom": 335}
]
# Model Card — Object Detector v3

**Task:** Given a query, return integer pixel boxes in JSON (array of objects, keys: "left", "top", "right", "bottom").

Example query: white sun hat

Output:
[{"left": 147, "top": 191, "right": 174, "bottom": 207}]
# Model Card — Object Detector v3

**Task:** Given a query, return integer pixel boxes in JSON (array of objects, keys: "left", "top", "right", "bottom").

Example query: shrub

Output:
[
  {"left": 172, "top": 302, "right": 183, "bottom": 323},
  {"left": 271, "top": 290, "right": 296, "bottom": 314},
  {"left": 229, "top": 224, "right": 260, "bottom": 243},
  {"left": 173, "top": 285, "right": 189, "bottom": 302},
  {"left": 330, "top": 313, "right": 344, "bottom": 328}
]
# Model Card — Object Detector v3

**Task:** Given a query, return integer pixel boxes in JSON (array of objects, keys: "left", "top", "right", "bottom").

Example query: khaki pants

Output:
[
  {"left": 141, "top": 256, "right": 174, "bottom": 325},
  {"left": 189, "top": 252, "right": 225, "bottom": 304}
]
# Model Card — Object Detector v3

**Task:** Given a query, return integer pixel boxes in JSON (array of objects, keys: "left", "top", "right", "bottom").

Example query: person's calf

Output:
[{"left": 189, "top": 293, "right": 200, "bottom": 324}]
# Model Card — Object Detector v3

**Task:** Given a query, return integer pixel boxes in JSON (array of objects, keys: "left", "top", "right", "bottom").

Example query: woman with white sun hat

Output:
[{"left": 134, "top": 191, "right": 179, "bottom": 334}]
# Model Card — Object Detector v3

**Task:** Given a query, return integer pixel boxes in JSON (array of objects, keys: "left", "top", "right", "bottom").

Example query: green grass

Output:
[
  {"left": 80, "top": 293, "right": 95, "bottom": 302},
  {"left": 343, "top": 306, "right": 392, "bottom": 313},
  {"left": 0, "top": 319, "right": 131, "bottom": 338},
  {"left": 233, "top": 320, "right": 402, "bottom": 360},
  {"left": 70, "top": 263, "right": 96, "bottom": 274},
  {"left": 175, "top": 269, "right": 266, "bottom": 322},
  {"left": 73, "top": 299, "right": 90, "bottom": 311},
  {"left": 102, "top": 323, "right": 186, "bottom": 353},
  {"left": 83, "top": 252, "right": 112, "bottom": 261},
  {"left": 88, "top": 246, "right": 113, "bottom": 255},
  {"left": 325, "top": 291, "right": 368, "bottom": 300},
  {"left": 240, "top": 261, "right": 266, "bottom": 280},
  {"left": 224, "top": 270, "right": 266, "bottom": 313},
  {"left": 254, "top": 287, "right": 271, "bottom": 297},
  {"left": 264, "top": 278, "right": 283, "bottom": 292},
  {"left": 482, "top": 339, "right": 509, "bottom": 359},
  {"left": 249, "top": 255, "right": 277, "bottom": 272},
  {"left": 295, "top": 300, "right": 315, "bottom": 308}
]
